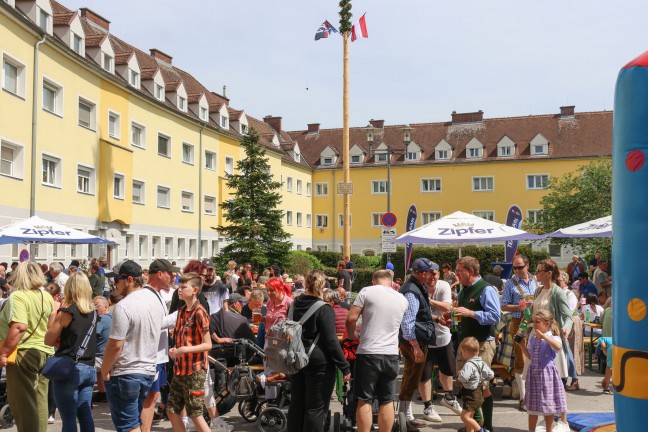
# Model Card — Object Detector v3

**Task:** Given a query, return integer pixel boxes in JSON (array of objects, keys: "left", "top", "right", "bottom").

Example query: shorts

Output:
[
  {"left": 461, "top": 386, "right": 483, "bottom": 412},
  {"left": 167, "top": 369, "right": 207, "bottom": 418},
  {"left": 421, "top": 342, "right": 456, "bottom": 381},
  {"left": 148, "top": 364, "right": 168, "bottom": 393},
  {"left": 105, "top": 373, "right": 155, "bottom": 432},
  {"left": 353, "top": 354, "right": 400, "bottom": 405},
  {"left": 456, "top": 340, "right": 495, "bottom": 391}
]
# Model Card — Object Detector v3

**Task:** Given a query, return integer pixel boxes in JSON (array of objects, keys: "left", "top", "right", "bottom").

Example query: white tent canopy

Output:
[
  {"left": 544, "top": 215, "right": 612, "bottom": 238},
  {"left": 393, "top": 211, "right": 543, "bottom": 244},
  {"left": 0, "top": 216, "right": 117, "bottom": 245}
]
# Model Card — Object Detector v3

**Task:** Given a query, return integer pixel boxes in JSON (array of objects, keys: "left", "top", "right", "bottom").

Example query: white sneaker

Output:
[
  {"left": 422, "top": 405, "right": 442, "bottom": 422},
  {"left": 211, "top": 419, "right": 234, "bottom": 432},
  {"left": 47, "top": 415, "right": 55, "bottom": 424},
  {"left": 552, "top": 420, "right": 570, "bottom": 432},
  {"left": 183, "top": 417, "right": 194, "bottom": 431},
  {"left": 511, "top": 379, "right": 520, "bottom": 400},
  {"left": 440, "top": 397, "right": 462, "bottom": 415}
]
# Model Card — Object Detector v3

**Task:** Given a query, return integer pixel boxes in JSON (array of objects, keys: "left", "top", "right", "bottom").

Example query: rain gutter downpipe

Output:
[{"left": 30, "top": 33, "right": 47, "bottom": 218}]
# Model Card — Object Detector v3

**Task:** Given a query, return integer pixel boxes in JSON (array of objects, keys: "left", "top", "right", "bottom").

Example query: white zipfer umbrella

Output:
[
  {"left": 0, "top": 216, "right": 117, "bottom": 245},
  {"left": 544, "top": 215, "right": 612, "bottom": 238}
]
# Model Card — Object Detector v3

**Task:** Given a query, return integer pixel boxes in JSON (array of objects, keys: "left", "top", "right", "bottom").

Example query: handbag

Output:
[
  {"left": 42, "top": 310, "right": 97, "bottom": 380},
  {"left": 1, "top": 291, "right": 45, "bottom": 365}
]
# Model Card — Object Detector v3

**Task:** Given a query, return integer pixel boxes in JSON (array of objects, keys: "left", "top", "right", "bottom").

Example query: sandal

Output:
[
  {"left": 603, "top": 388, "right": 612, "bottom": 395},
  {"left": 566, "top": 381, "right": 580, "bottom": 391}
]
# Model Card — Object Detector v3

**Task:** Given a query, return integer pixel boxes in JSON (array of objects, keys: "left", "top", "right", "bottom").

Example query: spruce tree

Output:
[{"left": 215, "top": 128, "right": 292, "bottom": 270}]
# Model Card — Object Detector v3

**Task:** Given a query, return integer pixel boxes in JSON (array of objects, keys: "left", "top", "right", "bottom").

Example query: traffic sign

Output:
[
  {"left": 337, "top": 182, "right": 353, "bottom": 195},
  {"left": 382, "top": 228, "right": 397, "bottom": 253},
  {"left": 19, "top": 249, "right": 29, "bottom": 262},
  {"left": 381, "top": 212, "right": 397, "bottom": 227}
]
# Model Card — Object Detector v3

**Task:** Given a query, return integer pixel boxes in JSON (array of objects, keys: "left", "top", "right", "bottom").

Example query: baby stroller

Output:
[
  {"left": 333, "top": 338, "right": 407, "bottom": 432},
  {"left": 0, "top": 369, "right": 13, "bottom": 428}
]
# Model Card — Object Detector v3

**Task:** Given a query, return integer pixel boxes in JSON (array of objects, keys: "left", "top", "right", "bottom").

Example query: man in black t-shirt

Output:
[
  {"left": 344, "top": 256, "right": 355, "bottom": 284},
  {"left": 337, "top": 261, "right": 351, "bottom": 291}
]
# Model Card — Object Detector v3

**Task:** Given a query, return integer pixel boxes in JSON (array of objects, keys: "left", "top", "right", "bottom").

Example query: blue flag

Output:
[
  {"left": 315, "top": 20, "right": 338, "bottom": 41},
  {"left": 505, "top": 205, "right": 523, "bottom": 262},
  {"left": 404, "top": 204, "right": 417, "bottom": 275}
]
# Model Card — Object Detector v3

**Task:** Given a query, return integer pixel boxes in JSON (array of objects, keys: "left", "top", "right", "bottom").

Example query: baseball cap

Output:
[
  {"left": 201, "top": 258, "right": 215, "bottom": 269},
  {"left": 149, "top": 259, "right": 180, "bottom": 274},
  {"left": 107, "top": 260, "right": 142, "bottom": 278},
  {"left": 227, "top": 293, "right": 245, "bottom": 304},
  {"left": 412, "top": 258, "right": 439, "bottom": 273}
]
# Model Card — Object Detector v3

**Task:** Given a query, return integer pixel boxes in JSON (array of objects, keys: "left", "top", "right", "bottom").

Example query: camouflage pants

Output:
[{"left": 167, "top": 369, "right": 206, "bottom": 418}]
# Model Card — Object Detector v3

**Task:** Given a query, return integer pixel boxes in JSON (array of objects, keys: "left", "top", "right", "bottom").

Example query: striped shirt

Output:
[{"left": 173, "top": 302, "right": 209, "bottom": 376}]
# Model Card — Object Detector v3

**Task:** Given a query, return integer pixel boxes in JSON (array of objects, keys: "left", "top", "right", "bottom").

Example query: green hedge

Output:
[
  {"left": 305, "top": 252, "right": 379, "bottom": 270},
  {"left": 284, "top": 251, "right": 324, "bottom": 276},
  {"left": 322, "top": 267, "right": 376, "bottom": 293},
  {"left": 380, "top": 245, "right": 549, "bottom": 278}
]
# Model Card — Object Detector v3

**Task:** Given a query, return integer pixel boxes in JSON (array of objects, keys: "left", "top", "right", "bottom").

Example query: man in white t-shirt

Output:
[
  {"left": 418, "top": 265, "right": 462, "bottom": 422},
  {"left": 346, "top": 269, "right": 408, "bottom": 432}
]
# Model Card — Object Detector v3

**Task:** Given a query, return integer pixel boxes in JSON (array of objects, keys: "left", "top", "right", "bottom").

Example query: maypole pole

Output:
[{"left": 339, "top": 0, "right": 352, "bottom": 258}]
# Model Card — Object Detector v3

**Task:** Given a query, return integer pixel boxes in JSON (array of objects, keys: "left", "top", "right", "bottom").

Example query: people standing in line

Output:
[
  {"left": 92, "top": 296, "right": 112, "bottom": 403},
  {"left": 286, "top": 271, "right": 351, "bottom": 432},
  {"left": 457, "top": 337, "right": 494, "bottom": 432},
  {"left": 418, "top": 263, "right": 461, "bottom": 423},
  {"left": 45, "top": 272, "right": 98, "bottom": 432},
  {"left": 517, "top": 310, "right": 568, "bottom": 432},
  {"left": 452, "top": 256, "right": 501, "bottom": 432},
  {"left": 101, "top": 260, "right": 165, "bottom": 432},
  {"left": 346, "top": 270, "right": 408, "bottom": 432},
  {"left": 0, "top": 261, "right": 55, "bottom": 432}
]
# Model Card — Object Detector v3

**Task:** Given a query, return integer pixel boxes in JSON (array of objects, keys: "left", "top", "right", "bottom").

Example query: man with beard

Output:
[{"left": 201, "top": 259, "right": 229, "bottom": 314}]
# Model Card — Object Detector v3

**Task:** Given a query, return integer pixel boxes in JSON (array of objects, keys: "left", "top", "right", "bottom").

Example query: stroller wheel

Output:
[
  {"left": 0, "top": 405, "right": 13, "bottom": 429},
  {"left": 239, "top": 397, "right": 259, "bottom": 423},
  {"left": 257, "top": 406, "right": 287, "bottom": 432},
  {"left": 333, "top": 412, "right": 341, "bottom": 432}
]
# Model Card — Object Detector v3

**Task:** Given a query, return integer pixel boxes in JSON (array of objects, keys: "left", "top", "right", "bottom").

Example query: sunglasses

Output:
[{"left": 513, "top": 266, "right": 526, "bottom": 270}]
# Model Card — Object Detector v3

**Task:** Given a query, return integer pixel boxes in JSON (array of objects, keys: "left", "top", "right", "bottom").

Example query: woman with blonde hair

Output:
[
  {"left": 45, "top": 272, "right": 98, "bottom": 432},
  {"left": 0, "top": 261, "right": 56, "bottom": 432}
]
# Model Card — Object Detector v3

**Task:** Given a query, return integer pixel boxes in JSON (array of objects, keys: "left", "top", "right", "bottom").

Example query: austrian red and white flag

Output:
[{"left": 350, "top": 14, "right": 368, "bottom": 42}]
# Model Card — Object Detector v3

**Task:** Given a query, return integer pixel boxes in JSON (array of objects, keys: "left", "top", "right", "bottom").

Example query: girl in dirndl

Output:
[{"left": 517, "top": 310, "right": 568, "bottom": 432}]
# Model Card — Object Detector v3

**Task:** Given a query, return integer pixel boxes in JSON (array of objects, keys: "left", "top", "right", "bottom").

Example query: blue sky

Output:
[{"left": 64, "top": 0, "right": 647, "bottom": 131}]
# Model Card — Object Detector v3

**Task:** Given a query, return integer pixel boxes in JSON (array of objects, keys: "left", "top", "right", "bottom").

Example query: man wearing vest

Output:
[
  {"left": 499, "top": 255, "right": 539, "bottom": 410},
  {"left": 398, "top": 258, "right": 444, "bottom": 431},
  {"left": 453, "top": 256, "right": 501, "bottom": 432}
]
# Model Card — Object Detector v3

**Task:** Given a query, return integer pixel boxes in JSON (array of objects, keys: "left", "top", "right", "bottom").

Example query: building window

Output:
[
  {"left": 178, "top": 238, "right": 186, "bottom": 258},
  {"left": 473, "top": 210, "right": 495, "bottom": 221},
  {"left": 225, "top": 157, "right": 234, "bottom": 175},
  {"left": 371, "top": 213, "right": 384, "bottom": 227},
  {"left": 72, "top": 33, "right": 83, "bottom": 54},
  {"left": 436, "top": 149, "right": 449, "bottom": 160},
  {"left": 129, "top": 69, "right": 140, "bottom": 88},
  {"left": 132, "top": 180, "right": 144, "bottom": 204},
  {"left": 316, "top": 215, "right": 328, "bottom": 228},
  {"left": 351, "top": 155, "right": 361, "bottom": 164},
  {"left": 42, "top": 79, "right": 62, "bottom": 115},
  {"left": 306, "top": 214, "right": 312, "bottom": 228},
  {"left": 315, "top": 182, "right": 328, "bottom": 196},
  {"left": 294, "top": 152, "right": 301, "bottom": 163},
  {"left": 113, "top": 173, "right": 125, "bottom": 199},
  {"left": 338, "top": 214, "right": 352, "bottom": 227},
  {"left": 38, "top": 8, "right": 49, "bottom": 31},
  {"left": 77, "top": 166, "right": 94, "bottom": 195},
  {"left": 0, "top": 140, "right": 23, "bottom": 179},
  {"left": 422, "top": 212, "right": 442, "bottom": 224},
  {"left": 157, "top": 186, "right": 170, "bottom": 208},
  {"left": 317, "top": 246, "right": 328, "bottom": 252},
  {"left": 406, "top": 151, "right": 419, "bottom": 161},
  {"left": 200, "top": 106, "right": 208, "bottom": 121},
  {"left": 296, "top": 179, "right": 302, "bottom": 194},
  {"left": 182, "top": 143, "right": 194, "bottom": 165},
  {"left": 181, "top": 191, "right": 194, "bottom": 212},
  {"left": 241, "top": 124, "right": 249, "bottom": 135},
  {"left": 138, "top": 235, "right": 147, "bottom": 258},
  {"left": 548, "top": 244, "right": 562, "bottom": 257},
  {"left": 158, "top": 133, "right": 170, "bottom": 157},
  {"left": 286, "top": 211, "right": 293, "bottom": 226},
  {"left": 78, "top": 98, "right": 96, "bottom": 130},
  {"left": 42, "top": 154, "right": 61, "bottom": 187},
  {"left": 498, "top": 145, "right": 513, "bottom": 157},
  {"left": 376, "top": 153, "right": 388, "bottom": 163},
  {"left": 467, "top": 147, "right": 483, "bottom": 159},
  {"left": 531, "top": 144, "right": 548, "bottom": 156},
  {"left": 421, "top": 178, "right": 441, "bottom": 192},
  {"left": 103, "top": 53, "right": 113, "bottom": 73},
  {"left": 322, "top": 156, "right": 333, "bottom": 165},
  {"left": 178, "top": 96, "right": 186, "bottom": 111},
  {"left": 306, "top": 182, "right": 312, "bottom": 196},
  {"left": 165, "top": 237, "right": 173, "bottom": 258},
  {"left": 131, "top": 122, "right": 145, "bottom": 148},
  {"left": 286, "top": 177, "right": 293, "bottom": 192},
  {"left": 205, "top": 151, "right": 216, "bottom": 170},
  {"left": 151, "top": 236, "right": 160, "bottom": 258},
  {"left": 155, "top": 84, "right": 164, "bottom": 101},
  {"left": 296, "top": 212, "right": 302, "bottom": 226},
  {"left": 527, "top": 209, "right": 544, "bottom": 224},
  {"left": 220, "top": 115, "right": 229, "bottom": 129},
  {"left": 371, "top": 180, "right": 389, "bottom": 194},
  {"left": 108, "top": 111, "right": 120, "bottom": 139},
  {"left": 204, "top": 196, "right": 216, "bottom": 215},
  {"left": 527, "top": 174, "right": 549, "bottom": 190},
  {"left": 472, "top": 176, "right": 494, "bottom": 192},
  {"left": 3, "top": 55, "right": 26, "bottom": 97}
]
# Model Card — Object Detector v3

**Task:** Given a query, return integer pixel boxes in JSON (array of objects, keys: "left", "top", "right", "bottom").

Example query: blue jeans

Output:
[
  {"left": 52, "top": 362, "right": 96, "bottom": 432},
  {"left": 105, "top": 373, "right": 154, "bottom": 432}
]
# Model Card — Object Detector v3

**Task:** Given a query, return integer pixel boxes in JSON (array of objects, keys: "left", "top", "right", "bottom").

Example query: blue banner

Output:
[
  {"left": 404, "top": 204, "right": 417, "bottom": 274},
  {"left": 504, "top": 205, "right": 523, "bottom": 262}
]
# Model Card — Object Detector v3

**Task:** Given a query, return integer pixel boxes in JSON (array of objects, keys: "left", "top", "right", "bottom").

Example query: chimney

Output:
[
  {"left": 307, "top": 123, "right": 320, "bottom": 134},
  {"left": 264, "top": 115, "right": 282, "bottom": 132},
  {"left": 451, "top": 110, "right": 484, "bottom": 124},
  {"left": 222, "top": 85, "right": 227, "bottom": 98},
  {"left": 80, "top": 8, "right": 110, "bottom": 31},
  {"left": 149, "top": 49, "right": 172, "bottom": 65},
  {"left": 369, "top": 119, "right": 384, "bottom": 129},
  {"left": 560, "top": 105, "right": 575, "bottom": 117}
]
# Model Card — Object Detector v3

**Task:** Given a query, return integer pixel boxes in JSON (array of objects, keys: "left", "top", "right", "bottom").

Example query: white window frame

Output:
[
  {"left": 350, "top": 155, "right": 362, "bottom": 164},
  {"left": 371, "top": 213, "right": 384, "bottom": 227},
  {"left": 306, "top": 214, "right": 312, "bottom": 228},
  {"left": 155, "top": 83, "right": 164, "bottom": 101},
  {"left": 0, "top": 138, "right": 24, "bottom": 180},
  {"left": 42, "top": 76, "right": 63, "bottom": 117},
  {"left": 338, "top": 214, "right": 352, "bottom": 228},
  {"left": 527, "top": 174, "right": 549, "bottom": 190},
  {"left": 498, "top": 145, "right": 513, "bottom": 157},
  {"left": 72, "top": 33, "right": 83, "bottom": 55},
  {"left": 527, "top": 209, "right": 544, "bottom": 224},
  {"left": 157, "top": 186, "right": 170, "bottom": 209},
  {"left": 204, "top": 195, "right": 216, "bottom": 215},
  {"left": 181, "top": 190, "right": 194, "bottom": 212},
  {"left": 422, "top": 212, "right": 442, "bottom": 224},
  {"left": 204, "top": 151, "right": 216, "bottom": 170},
  {"left": 224, "top": 156, "right": 234, "bottom": 175},
  {"left": 157, "top": 133, "right": 171, "bottom": 157},
  {"left": 375, "top": 152, "right": 388, "bottom": 163},
  {"left": 138, "top": 235, "right": 147, "bottom": 259},
  {"left": 436, "top": 149, "right": 449, "bottom": 160},
  {"left": 306, "top": 182, "right": 312, "bottom": 197},
  {"left": 286, "top": 177, "right": 293, "bottom": 192},
  {"left": 112, "top": 172, "right": 125, "bottom": 200},
  {"left": 164, "top": 237, "right": 173, "bottom": 258},
  {"left": 296, "top": 179, "right": 302, "bottom": 195},
  {"left": 130, "top": 121, "right": 145, "bottom": 148},
  {"left": 406, "top": 151, "right": 419, "bottom": 161},
  {"left": 129, "top": 69, "right": 140, "bottom": 88},
  {"left": 132, "top": 179, "right": 145, "bottom": 204},
  {"left": 78, "top": 97, "right": 96, "bottom": 130},
  {"left": 182, "top": 142, "right": 194, "bottom": 165},
  {"left": 286, "top": 210, "right": 293, "bottom": 226},
  {"left": 296, "top": 212, "right": 302, "bottom": 227},
  {"left": 322, "top": 156, "right": 334, "bottom": 166},
  {"left": 103, "top": 53, "right": 113, "bottom": 73},
  {"left": 420, "top": 178, "right": 442, "bottom": 193},
  {"left": 315, "top": 182, "right": 328, "bottom": 196},
  {"left": 531, "top": 144, "right": 548, "bottom": 156},
  {"left": 38, "top": 8, "right": 50, "bottom": 31},
  {"left": 473, "top": 210, "right": 495, "bottom": 221},
  {"left": 467, "top": 147, "right": 483, "bottom": 159},
  {"left": 2, "top": 52, "right": 26, "bottom": 98},
  {"left": 41, "top": 153, "right": 61, "bottom": 188},
  {"left": 315, "top": 214, "right": 329, "bottom": 228},
  {"left": 178, "top": 95, "right": 186, "bottom": 112},
  {"left": 472, "top": 176, "right": 494, "bottom": 192},
  {"left": 108, "top": 110, "right": 121, "bottom": 140},
  {"left": 76, "top": 164, "right": 95, "bottom": 195},
  {"left": 199, "top": 106, "right": 208, "bottom": 121},
  {"left": 220, "top": 115, "right": 229, "bottom": 129},
  {"left": 371, "top": 180, "right": 390, "bottom": 194}
]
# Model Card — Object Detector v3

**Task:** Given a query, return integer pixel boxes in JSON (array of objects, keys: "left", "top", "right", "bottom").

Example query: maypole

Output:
[{"left": 339, "top": 0, "right": 352, "bottom": 258}]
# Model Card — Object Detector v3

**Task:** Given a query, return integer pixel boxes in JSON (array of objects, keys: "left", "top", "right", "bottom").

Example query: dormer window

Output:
[
  {"left": 241, "top": 124, "right": 248, "bottom": 135},
  {"left": 72, "top": 34, "right": 83, "bottom": 55},
  {"left": 103, "top": 53, "right": 113, "bottom": 73},
  {"left": 376, "top": 153, "right": 388, "bottom": 163},
  {"left": 466, "top": 138, "right": 484, "bottom": 159},
  {"left": 129, "top": 69, "right": 140, "bottom": 88},
  {"left": 468, "top": 148, "right": 482, "bottom": 158},
  {"left": 294, "top": 152, "right": 301, "bottom": 163},
  {"left": 435, "top": 139, "right": 452, "bottom": 160},
  {"left": 406, "top": 151, "right": 418, "bottom": 161},
  {"left": 38, "top": 8, "right": 49, "bottom": 31},
  {"left": 436, "top": 150, "right": 449, "bottom": 159},
  {"left": 497, "top": 136, "right": 515, "bottom": 158},
  {"left": 177, "top": 96, "right": 186, "bottom": 111},
  {"left": 155, "top": 84, "right": 164, "bottom": 101},
  {"left": 499, "top": 146, "right": 512, "bottom": 157},
  {"left": 530, "top": 134, "right": 549, "bottom": 156},
  {"left": 199, "top": 107, "right": 208, "bottom": 121},
  {"left": 351, "top": 155, "right": 361, "bottom": 164},
  {"left": 220, "top": 115, "right": 229, "bottom": 129},
  {"left": 322, "top": 157, "right": 333, "bottom": 165}
]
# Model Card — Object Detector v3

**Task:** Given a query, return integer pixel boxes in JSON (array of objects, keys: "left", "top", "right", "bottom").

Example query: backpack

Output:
[{"left": 265, "top": 300, "right": 327, "bottom": 375}]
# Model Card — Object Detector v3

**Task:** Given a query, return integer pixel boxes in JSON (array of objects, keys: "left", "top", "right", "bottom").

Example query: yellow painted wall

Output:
[{"left": 277, "top": 160, "right": 312, "bottom": 243}]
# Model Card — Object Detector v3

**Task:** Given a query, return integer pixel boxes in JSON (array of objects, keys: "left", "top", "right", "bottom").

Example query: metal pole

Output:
[{"left": 342, "top": 31, "right": 351, "bottom": 258}]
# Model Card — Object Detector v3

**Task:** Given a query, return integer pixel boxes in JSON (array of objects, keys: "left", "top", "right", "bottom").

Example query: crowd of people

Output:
[{"left": 0, "top": 251, "right": 612, "bottom": 432}]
